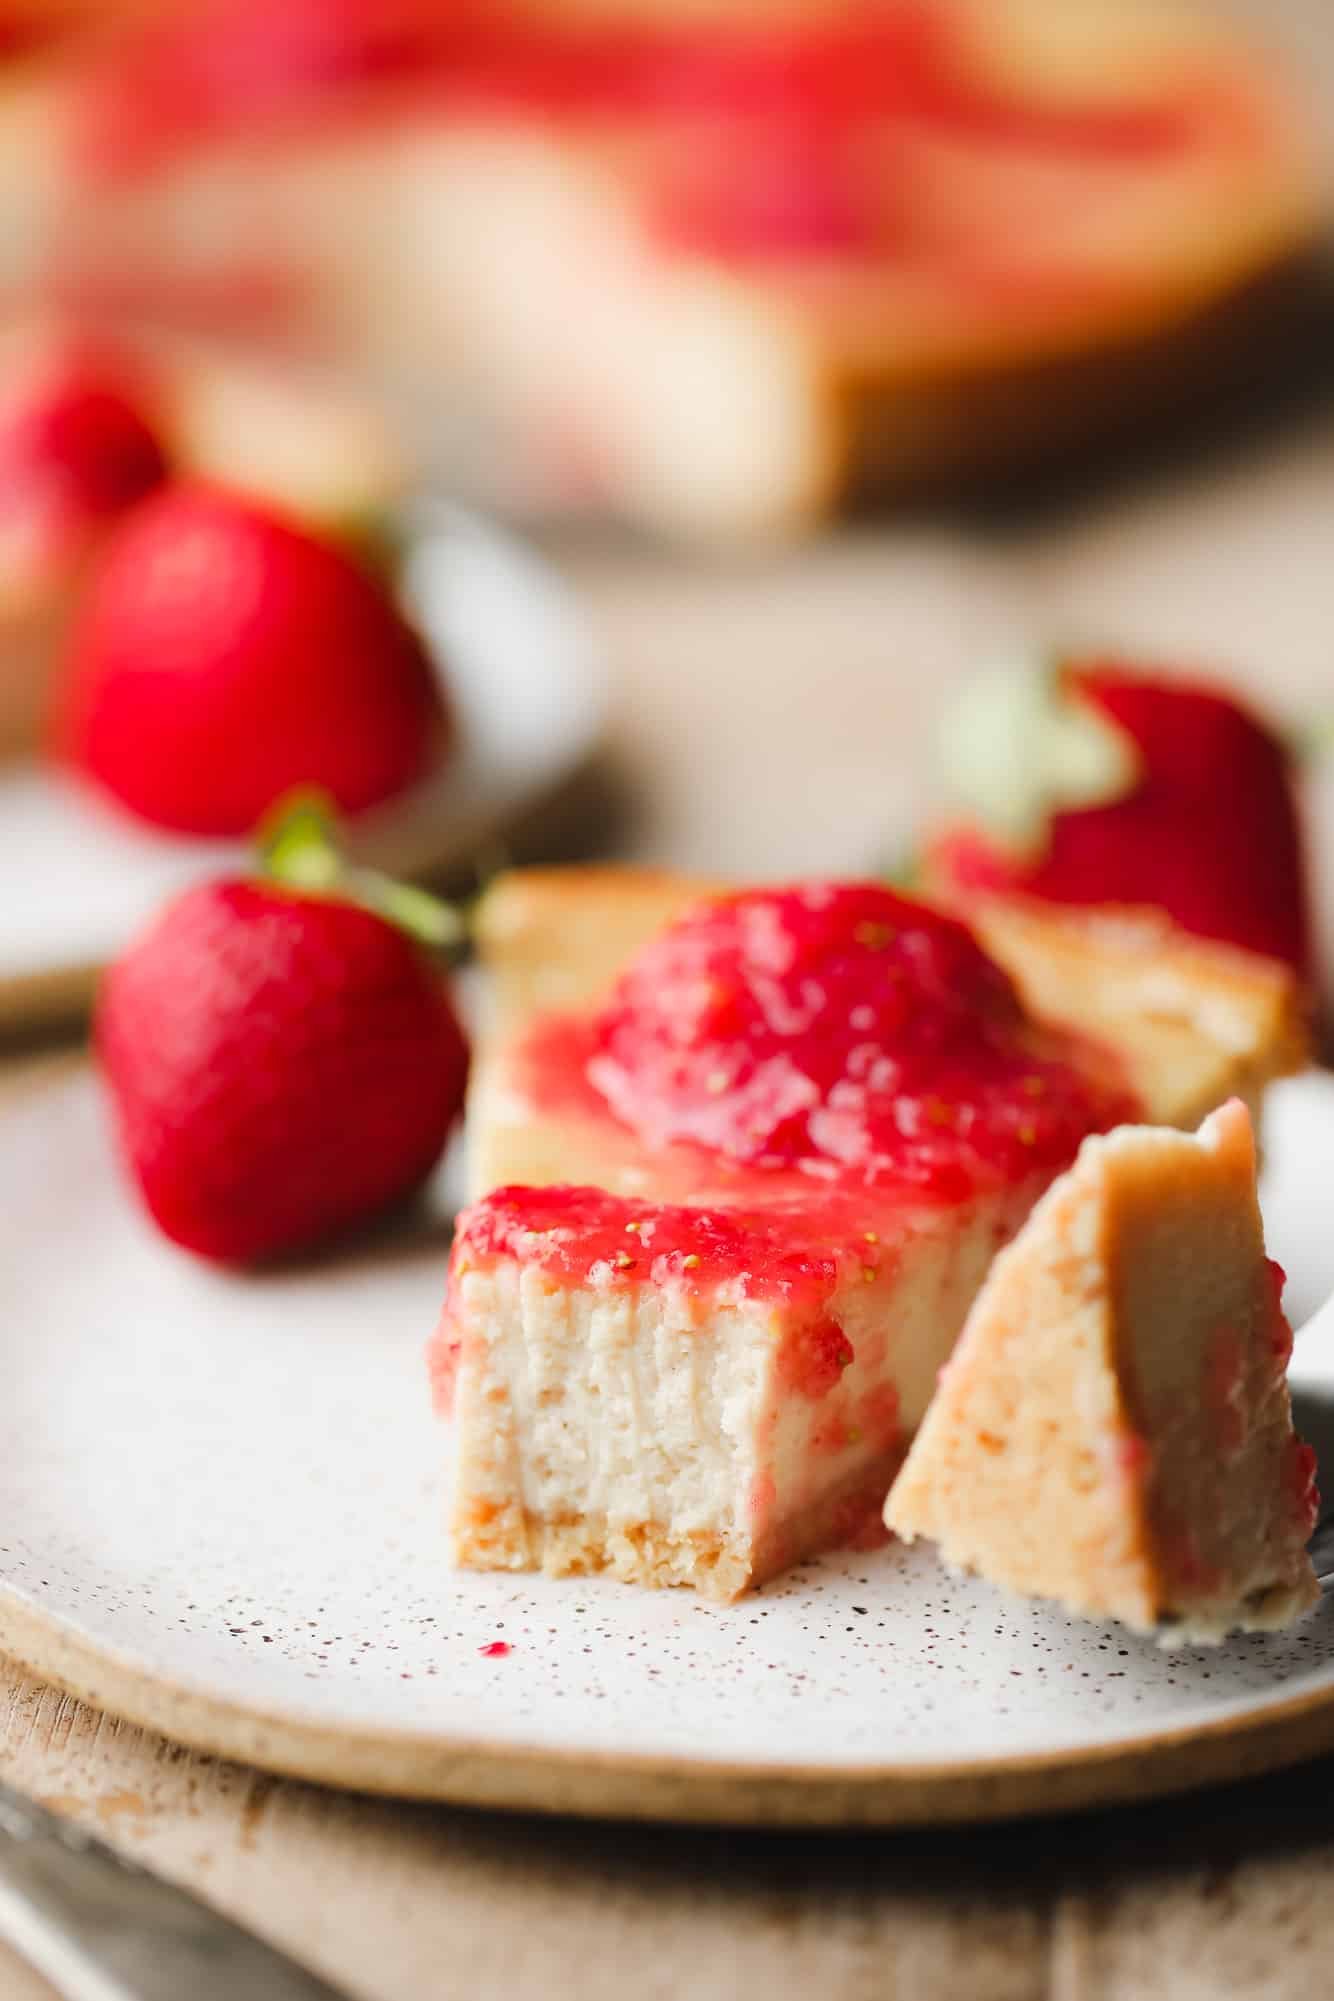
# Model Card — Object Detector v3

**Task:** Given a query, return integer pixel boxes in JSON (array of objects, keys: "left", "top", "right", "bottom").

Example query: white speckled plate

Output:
[
  {"left": 4, "top": 1068, "right": 1334, "bottom": 1827},
  {"left": 0, "top": 502, "right": 605, "bottom": 1031}
]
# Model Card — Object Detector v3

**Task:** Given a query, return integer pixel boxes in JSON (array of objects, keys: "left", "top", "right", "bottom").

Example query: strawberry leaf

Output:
[
  {"left": 938, "top": 651, "right": 1140, "bottom": 858},
  {"left": 257, "top": 788, "right": 342, "bottom": 889}
]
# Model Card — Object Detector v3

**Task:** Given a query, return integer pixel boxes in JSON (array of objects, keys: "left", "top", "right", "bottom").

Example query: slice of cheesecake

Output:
[
  {"left": 432, "top": 870, "right": 1306, "bottom": 1598},
  {"left": 887, "top": 1101, "right": 1320, "bottom": 1639}
]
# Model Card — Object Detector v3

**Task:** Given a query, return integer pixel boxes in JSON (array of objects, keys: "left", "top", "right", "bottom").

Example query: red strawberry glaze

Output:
[
  {"left": 1273, "top": 1251, "right": 1319, "bottom": 1541},
  {"left": 828, "top": 1484, "right": 895, "bottom": 1553},
  {"left": 776, "top": 1317, "right": 856, "bottom": 1400},
  {"left": 449, "top": 1183, "right": 882, "bottom": 1311},
  {"left": 78, "top": 0, "right": 1214, "bottom": 221},
  {"left": 1264, "top": 1257, "right": 1295, "bottom": 1367},
  {"left": 1287, "top": 1438, "right": 1320, "bottom": 1538},
  {"left": 589, "top": 884, "right": 1136, "bottom": 1201}
]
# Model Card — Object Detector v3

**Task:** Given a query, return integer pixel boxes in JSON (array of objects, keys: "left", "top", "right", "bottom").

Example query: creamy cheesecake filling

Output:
[{"left": 436, "top": 1175, "right": 1044, "bottom": 1598}]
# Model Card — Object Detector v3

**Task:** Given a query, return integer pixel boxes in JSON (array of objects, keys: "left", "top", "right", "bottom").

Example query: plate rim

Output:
[{"left": 6, "top": 1583, "right": 1334, "bottom": 1826}]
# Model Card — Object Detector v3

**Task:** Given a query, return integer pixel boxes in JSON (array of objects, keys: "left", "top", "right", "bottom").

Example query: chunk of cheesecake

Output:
[
  {"left": 433, "top": 872, "right": 1305, "bottom": 1597},
  {"left": 886, "top": 1100, "right": 1320, "bottom": 1640},
  {"left": 437, "top": 1180, "right": 1040, "bottom": 1598}
]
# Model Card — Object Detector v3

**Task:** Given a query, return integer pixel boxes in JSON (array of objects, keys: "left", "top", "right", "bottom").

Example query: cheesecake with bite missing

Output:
[
  {"left": 886, "top": 1100, "right": 1319, "bottom": 1640},
  {"left": 429, "top": 870, "right": 1306, "bottom": 1598}
]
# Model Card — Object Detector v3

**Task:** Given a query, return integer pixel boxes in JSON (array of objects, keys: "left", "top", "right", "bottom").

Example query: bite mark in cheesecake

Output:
[{"left": 437, "top": 1178, "right": 1044, "bottom": 1598}]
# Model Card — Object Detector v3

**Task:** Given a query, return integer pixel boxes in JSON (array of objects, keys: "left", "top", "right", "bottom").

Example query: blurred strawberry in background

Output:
[
  {"left": 0, "top": 342, "right": 165, "bottom": 528},
  {"left": 0, "top": 328, "right": 167, "bottom": 755},
  {"left": 923, "top": 656, "right": 1312, "bottom": 977},
  {"left": 56, "top": 481, "right": 446, "bottom": 836}
]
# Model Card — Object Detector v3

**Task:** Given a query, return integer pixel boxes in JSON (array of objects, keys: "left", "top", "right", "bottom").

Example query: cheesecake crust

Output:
[{"left": 452, "top": 1451, "right": 902, "bottom": 1603}]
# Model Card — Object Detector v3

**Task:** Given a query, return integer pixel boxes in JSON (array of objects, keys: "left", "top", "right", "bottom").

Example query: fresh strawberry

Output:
[
  {"left": 97, "top": 801, "right": 469, "bottom": 1264},
  {"left": 56, "top": 481, "right": 445, "bottom": 835},
  {"left": 0, "top": 341, "right": 168, "bottom": 585},
  {"left": 923, "top": 654, "right": 1311, "bottom": 975}
]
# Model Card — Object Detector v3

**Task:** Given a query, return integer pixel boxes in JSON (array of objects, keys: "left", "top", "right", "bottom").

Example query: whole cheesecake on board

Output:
[
  {"left": 11, "top": 0, "right": 1320, "bottom": 541},
  {"left": 429, "top": 868, "right": 1306, "bottom": 1599},
  {"left": 886, "top": 1100, "right": 1320, "bottom": 1641}
]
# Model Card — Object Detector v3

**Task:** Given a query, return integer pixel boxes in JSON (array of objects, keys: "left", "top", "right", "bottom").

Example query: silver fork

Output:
[{"left": 0, "top": 1779, "right": 350, "bottom": 2001}]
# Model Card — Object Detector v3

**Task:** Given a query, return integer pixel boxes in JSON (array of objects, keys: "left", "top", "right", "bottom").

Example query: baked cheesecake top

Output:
[
  {"left": 81, "top": 2, "right": 1214, "bottom": 158},
  {"left": 586, "top": 883, "right": 1136, "bottom": 1200},
  {"left": 80, "top": 0, "right": 1291, "bottom": 276}
]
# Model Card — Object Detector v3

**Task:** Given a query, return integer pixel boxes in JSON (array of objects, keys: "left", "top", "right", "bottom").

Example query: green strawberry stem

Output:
[
  {"left": 258, "top": 790, "right": 472, "bottom": 960},
  {"left": 880, "top": 844, "right": 921, "bottom": 892},
  {"left": 938, "top": 650, "right": 1140, "bottom": 858},
  {"left": 1288, "top": 717, "right": 1334, "bottom": 764}
]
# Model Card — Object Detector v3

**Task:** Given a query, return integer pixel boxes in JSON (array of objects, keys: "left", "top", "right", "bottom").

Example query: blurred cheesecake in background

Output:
[{"left": 0, "top": 0, "right": 1319, "bottom": 542}]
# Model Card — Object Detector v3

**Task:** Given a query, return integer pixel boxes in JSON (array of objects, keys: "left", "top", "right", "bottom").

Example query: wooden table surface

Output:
[{"left": 8, "top": 4, "right": 1334, "bottom": 1989}]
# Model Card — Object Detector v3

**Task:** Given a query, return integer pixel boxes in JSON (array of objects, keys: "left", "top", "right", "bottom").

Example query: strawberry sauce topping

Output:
[
  {"left": 80, "top": 0, "right": 1212, "bottom": 248},
  {"left": 776, "top": 1317, "right": 856, "bottom": 1399},
  {"left": 450, "top": 1183, "right": 878, "bottom": 1309},
  {"left": 1287, "top": 1439, "right": 1321, "bottom": 1538},
  {"left": 589, "top": 884, "right": 1135, "bottom": 1200},
  {"left": 1263, "top": 1257, "right": 1296, "bottom": 1368}
]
